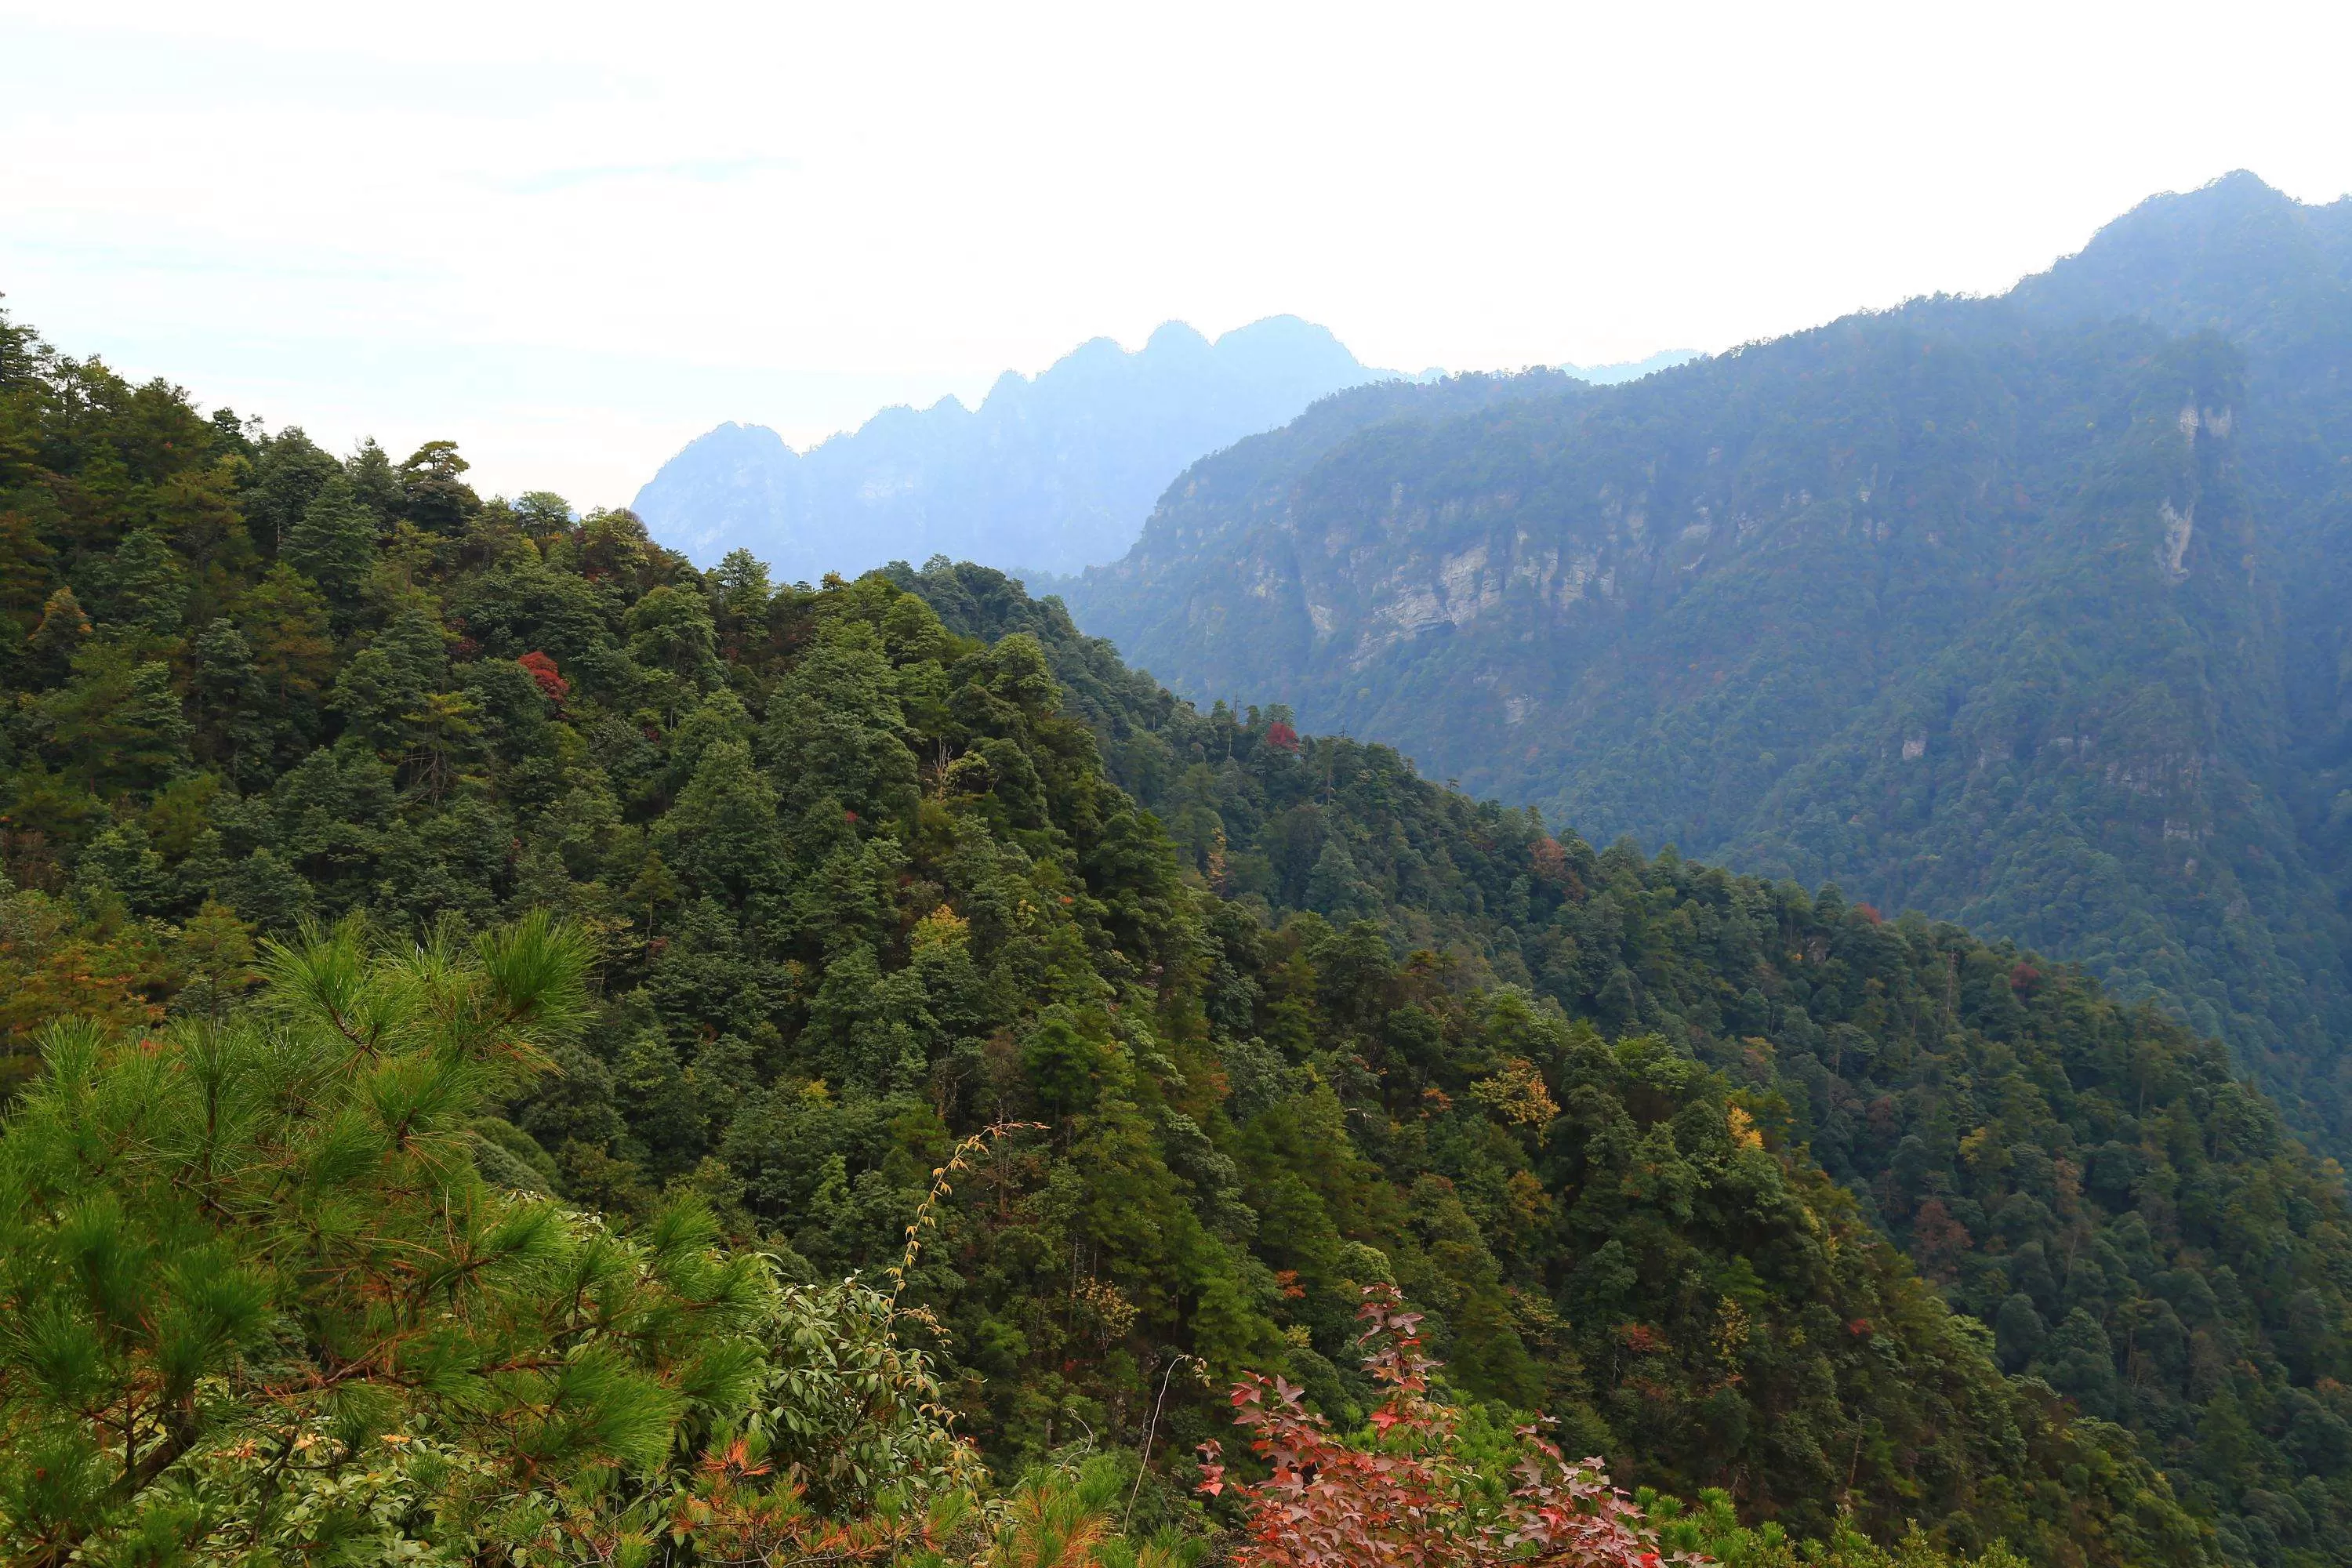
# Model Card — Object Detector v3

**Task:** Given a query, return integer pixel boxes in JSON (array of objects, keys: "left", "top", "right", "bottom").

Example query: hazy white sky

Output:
[{"left": 5, "top": 0, "right": 2349, "bottom": 509}]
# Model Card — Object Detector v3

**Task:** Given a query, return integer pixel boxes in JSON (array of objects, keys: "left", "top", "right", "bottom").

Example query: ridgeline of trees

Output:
[{"left": 0, "top": 303, "right": 2339, "bottom": 1566}]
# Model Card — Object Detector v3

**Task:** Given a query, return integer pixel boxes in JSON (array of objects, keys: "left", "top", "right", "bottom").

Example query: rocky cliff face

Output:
[{"left": 1063, "top": 174, "right": 2352, "bottom": 1142}]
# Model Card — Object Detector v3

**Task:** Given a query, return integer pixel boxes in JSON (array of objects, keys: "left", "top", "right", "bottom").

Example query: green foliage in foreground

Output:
[
  {"left": 0, "top": 916, "right": 991, "bottom": 1563},
  {"left": 0, "top": 913, "right": 2127, "bottom": 1568},
  {"left": 1648, "top": 1488, "right": 2031, "bottom": 1568}
]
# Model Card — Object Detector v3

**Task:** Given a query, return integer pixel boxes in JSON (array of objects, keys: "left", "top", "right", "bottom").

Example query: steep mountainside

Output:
[
  {"left": 1060, "top": 174, "right": 2352, "bottom": 1149},
  {"left": 910, "top": 559, "right": 2352, "bottom": 1568}
]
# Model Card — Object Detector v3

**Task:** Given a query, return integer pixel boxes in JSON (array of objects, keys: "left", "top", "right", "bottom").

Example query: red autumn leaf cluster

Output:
[
  {"left": 1265, "top": 719, "right": 1301, "bottom": 754},
  {"left": 1613, "top": 1323, "right": 1668, "bottom": 1356},
  {"left": 1527, "top": 837, "right": 1578, "bottom": 894},
  {"left": 1200, "top": 1283, "right": 1678, "bottom": 1568},
  {"left": 518, "top": 650, "right": 571, "bottom": 706}
]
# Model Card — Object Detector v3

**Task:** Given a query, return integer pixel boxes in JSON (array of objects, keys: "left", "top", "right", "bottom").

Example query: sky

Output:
[{"left": 5, "top": 0, "right": 2350, "bottom": 510}]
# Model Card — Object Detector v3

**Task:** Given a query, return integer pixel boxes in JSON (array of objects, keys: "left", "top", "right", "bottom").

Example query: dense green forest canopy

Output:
[
  {"left": 0, "top": 299, "right": 2343, "bottom": 1568},
  {"left": 1060, "top": 172, "right": 2352, "bottom": 1159},
  {"left": 909, "top": 557, "right": 2352, "bottom": 1568}
]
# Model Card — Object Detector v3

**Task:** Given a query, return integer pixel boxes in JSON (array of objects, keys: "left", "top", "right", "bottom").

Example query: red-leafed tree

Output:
[
  {"left": 1200, "top": 1284, "right": 1675, "bottom": 1568},
  {"left": 519, "top": 648, "right": 571, "bottom": 706},
  {"left": 1527, "top": 836, "right": 1575, "bottom": 892}
]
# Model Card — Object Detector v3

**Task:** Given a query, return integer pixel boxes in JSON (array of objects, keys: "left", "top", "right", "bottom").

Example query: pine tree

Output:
[
  {"left": 760, "top": 620, "right": 918, "bottom": 822},
  {"left": 23, "top": 583, "right": 89, "bottom": 686},
  {"left": 171, "top": 898, "right": 256, "bottom": 1021},
  {"left": 191, "top": 616, "right": 271, "bottom": 786},
  {"left": 211, "top": 846, "right": 313, "bottom": 934},
  {"left": 45, "top": 650, "right": 191, "bottom": 793},
  {"left": 0, "top": 914, "right": 765, "bottom": 1562},
  {"left": 241, "top": 426, "right": 342, "bottom": 552},
  {"left": 282, "top": 471, "right": 380, "bottom": 612},
  {"left": 245, "top": 425, "right": 343, "bottom": 554},
  {"left": 232, "top": 562, "right": 334, "bottom": 722},
  {"left": 655, "top": 739, "right": 786, "bottom": 906},
  {"left": 98, "top": 528, "right": 189, "bottom": 644},
  {"left": 0, "top": 506, "right": 56, "bottom": 638},
  {"left": 626, "top": 582, "right": 724, "bottom": 694},
  {"left": 624, "top": 846, "right": 684, "bottom": 933},
  {"left": 328, "top": 604, "right": 449, "bottom": 756},
  {"left": 344, "top": 437, "right": 402, "bottom": 519},
  {"left": 395, "top": 438, "right": 480, "bottom": 533},
  {"left": 72, "top": 819, "right": 166, "bottom": 915},
  {"left": 713, "top": 546, "right": 774, "bottom": 659}
]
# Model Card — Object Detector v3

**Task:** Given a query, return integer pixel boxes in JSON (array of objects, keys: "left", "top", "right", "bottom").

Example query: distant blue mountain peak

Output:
[{"left": 633, "top": 318, "right": 1692, "bottom": 578}]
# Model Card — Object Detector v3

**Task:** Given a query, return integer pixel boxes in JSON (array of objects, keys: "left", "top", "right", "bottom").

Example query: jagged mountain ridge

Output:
[
  {"left": 1058, "top": 172, "right": 2352, "bottom": 1147},
  {"left": 633, "top": 315, "right": 1392, "bottom": 579},
  {"left": 631, "top": 315, "right": 1689, "bottom": 579}
]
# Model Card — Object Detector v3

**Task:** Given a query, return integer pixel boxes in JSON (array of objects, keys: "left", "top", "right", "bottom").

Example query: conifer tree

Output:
[
  {"left": 396, "top": 438, "right": 480, "bottom": 533},
  {"left": 233, "top": 562, "right": 334, "bottom": 720},
  {"left": 172, "top": 898, "right": 256, "bottom": 1021},
  {"left": 0, "top": 914, "right": 766, "bottom": 1562},
  {"left": 72, "top": 819, "right": 165, "bottom": 914},
  {"left": 241, "top": 426, "right": 343, "bottom": 552},
  {"left": 191, "top": 616, "right": 272, "bottom": 786},
  {"left": 328, "top": 604, "right": 450, "bottom": 757},
  {"left": 0, "top": 506, "right": 57, "bottom": 644},
  {"left": 282, "top": 470, "right": 381, "bottom": 612},
  {"left": 345, "top": 437, "right": 402, "bottom": 520},
  {"left": 98, "top": 528, "right": 189, "bottom": 645},
  {"left": 45, "top": 652, "right": 192, "bottom": 793},
  {"left": 24, "top": 584, "right": 89, "bottom": 685}
]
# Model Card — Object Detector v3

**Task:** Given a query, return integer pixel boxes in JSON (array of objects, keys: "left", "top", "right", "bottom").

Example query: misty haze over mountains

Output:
[{"left": 632, "top": 315, "right": 1691, "bottom": 580}]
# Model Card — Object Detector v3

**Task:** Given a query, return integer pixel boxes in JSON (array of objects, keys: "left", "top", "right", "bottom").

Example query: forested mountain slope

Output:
[
  {"left": 922, "top": 559, "right": 2352, "bottom": 1568},
  {"left": 1058, "top": 173, "right": 2352, "bottom": 1155},
  {"left": 0, "top": 303, "right": 2340, "bottom": 1566}
]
